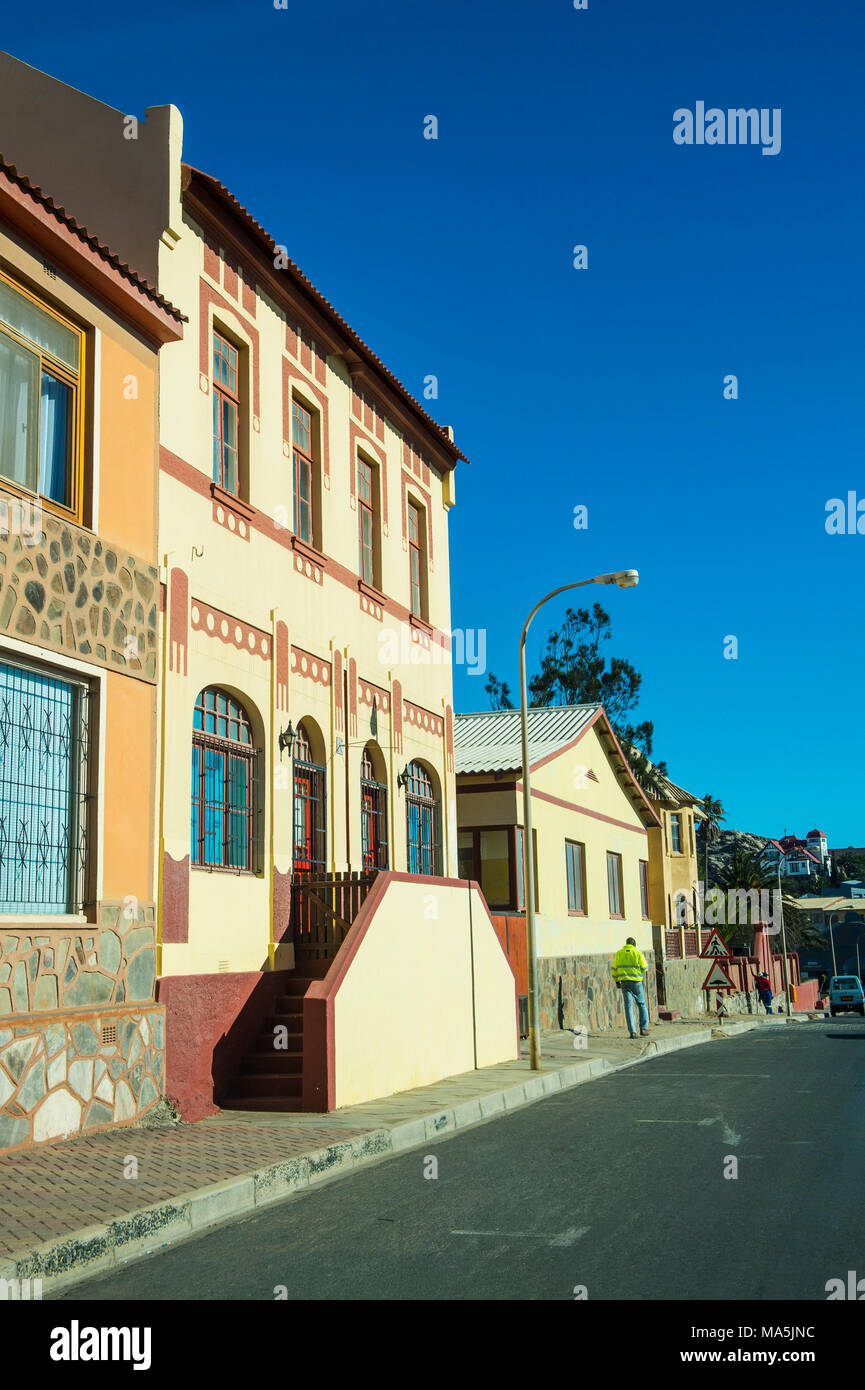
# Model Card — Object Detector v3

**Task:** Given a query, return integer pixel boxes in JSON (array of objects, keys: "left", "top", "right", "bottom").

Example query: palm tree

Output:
[{"left": 696, "top": 793, "right": 725, "bottom": 889}]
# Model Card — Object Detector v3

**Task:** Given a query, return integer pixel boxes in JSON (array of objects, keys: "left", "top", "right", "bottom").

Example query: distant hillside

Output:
[{"left": 699, "top": 828, "right": 771, "bottom": 884}]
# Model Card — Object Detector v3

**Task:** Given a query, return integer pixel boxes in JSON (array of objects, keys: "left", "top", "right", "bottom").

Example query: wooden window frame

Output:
[
  {"left": 191, "top": 687, "right": 260, "bottom": 873},
  {"left": 0, "top": 267, "right": 86, "bottom": 524},
  {"left": 360, "top": 747, "right": 388, "bottom": 871},
  {"left": 639, "top": 859, "right": 650, "bottom": 919},
  {"left": 405, "top": 761, "right": 441, "bottom": 877},
  {"left": 407, "top": 497, "right": 427, "bottom": 620},
  {"left": 670, "top": 812, "right": 683, "bottom": 855},
  {"left": 565, "top": 839, "right": 587, "bottom": 916},
  {"left": 607, "top": 850, "right": 624, "bottom": 919},
  {"left": 292, "top": 721, "right": 327, "bottom": 874},
  {"left": 357, "top": 454, "right": 378, "bottom": 588},
  {"left": 212, "top": 329, "right": 241, "bottom": 497},
  {"left": 291, "top": 394, "right": 322, "bottom": 551}
]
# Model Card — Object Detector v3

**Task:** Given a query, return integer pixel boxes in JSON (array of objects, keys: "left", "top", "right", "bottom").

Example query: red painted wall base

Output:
[{"left": 158, "top": 970, "right": 291, "bottom": 1122}]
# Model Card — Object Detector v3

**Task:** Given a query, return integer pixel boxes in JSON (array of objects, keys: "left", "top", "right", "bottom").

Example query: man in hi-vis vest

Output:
[{"left": 612, "top": 936, "right": 649, "bottom": 1038}]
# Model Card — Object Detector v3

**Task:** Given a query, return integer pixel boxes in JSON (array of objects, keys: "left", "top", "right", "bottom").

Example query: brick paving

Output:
[{"left": 0, "top": 1117, "right": 377, "bottom": 1260}]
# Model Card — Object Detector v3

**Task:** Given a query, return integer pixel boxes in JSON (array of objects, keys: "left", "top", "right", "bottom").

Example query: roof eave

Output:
[{"left": 181, "top": 166, "right": 466, "bottom": 472}]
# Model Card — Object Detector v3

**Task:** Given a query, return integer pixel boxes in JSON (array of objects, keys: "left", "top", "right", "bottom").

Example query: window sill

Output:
[
  {"left": 210, "top": 482, "right": 256, "bottom": 521},
  {"left": 567, "top": 909, "right": 588, "bottom": 918},
  {"left": 191, "top": 864, "right": 259, "bottom": 877},
  {"left": 609, "top": 913, "right": 625, "bottom": 921},
  {"left": 0, "top": 913, "right": 89, "bottom": 925},
  {"left": 291, "top": 535, "right": 328, "bottom": 568},
  {"left": 358, "top": 577, "right": 386, "bottom": 606},
  {"left": 409, "top": 612, "right": 432, "bottom": 635}
]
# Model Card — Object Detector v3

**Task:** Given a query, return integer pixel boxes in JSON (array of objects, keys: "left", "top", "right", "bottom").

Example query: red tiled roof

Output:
[
  {"left": 183, "top": 165, "right": 467, "bottom": 469},
  {"left": 0, "top": 156, "right": 186, "bottom": 325}
]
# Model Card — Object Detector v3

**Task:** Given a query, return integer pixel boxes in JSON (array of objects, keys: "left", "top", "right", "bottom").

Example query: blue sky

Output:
[{"left": 4, "top": 0, "right": 863, "bottom": 842}]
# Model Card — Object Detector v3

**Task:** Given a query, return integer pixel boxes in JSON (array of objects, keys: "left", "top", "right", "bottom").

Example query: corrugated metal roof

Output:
[
  {"left": 454, "top": 705, "right": 600, "bottom": 774},
  {"left": 0, "top": 156, "right": 186, "bottom": 323},
  {"left": 651, "top": 772, "right": 704, "bottom": 811},
  {"left": 183, "top": 165, "right": 467, "bottom": 469}
]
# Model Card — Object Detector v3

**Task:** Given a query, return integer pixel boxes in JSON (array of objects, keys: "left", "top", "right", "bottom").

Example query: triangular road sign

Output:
[
  {"left": 702, "top": 960, "right": 735, "bottom": 990},
  {"left": 700, "top": 928, "right": 731, "bottom": 958}
]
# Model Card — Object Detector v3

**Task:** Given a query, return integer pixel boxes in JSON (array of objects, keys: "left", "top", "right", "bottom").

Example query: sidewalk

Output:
[{"left": 0, "top": 1013, "right": 807, "bottom": 1295}]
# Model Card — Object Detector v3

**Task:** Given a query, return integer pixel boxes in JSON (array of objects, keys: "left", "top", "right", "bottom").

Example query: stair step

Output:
[
  {"left": 220, "top": 1096, "right": 304, "bottom": 1113},
  {"left": 239, "top": 1052, "right": 303, "bottom": 1075},
  {"left": 252, "top": 1030, "right": 302, "bottom": 1052},
  {"left": 274, "top": 995, "right": 306, "bottom": 1013},
  {"left": 263, "top": 1011, "right": 302, "bottom": 1032},
  {"left": 282, "top": 977, "right": 315, "bottom": 996},
  {"left": 231, "top": 1073, "right": 302, "bottom": 1098}
]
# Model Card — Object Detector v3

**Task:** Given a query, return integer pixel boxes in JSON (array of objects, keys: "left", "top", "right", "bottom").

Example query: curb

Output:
[{"left": 3, "top": 1016, "right": 779, "bottom": 1296}]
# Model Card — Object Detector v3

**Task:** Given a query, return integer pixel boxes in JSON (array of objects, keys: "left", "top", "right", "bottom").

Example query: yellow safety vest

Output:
[{"left": 612, "top": 945, "right": 647, "bottom": 981}]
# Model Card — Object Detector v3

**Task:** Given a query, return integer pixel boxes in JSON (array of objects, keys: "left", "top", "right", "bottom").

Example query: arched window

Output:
[
  {"left": 293, "top": 719, "right": 326, "bottom": 874},
  {"left": 405, "top": 760, "right": 441, "bottom": 876},
  {"left": 192, "top": 688, "right": 260, "bottom": 870},
  {"left": 361, "top": 746, "right": 388, "bottom": 871}
]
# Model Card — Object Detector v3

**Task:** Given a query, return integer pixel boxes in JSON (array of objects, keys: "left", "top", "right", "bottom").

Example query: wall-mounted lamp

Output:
[
  {"left": 278, "top": 721, "right": 295, "bottom": 759},
  {"left": 397, "top": 765, "right": 410, "bottom": 791}
]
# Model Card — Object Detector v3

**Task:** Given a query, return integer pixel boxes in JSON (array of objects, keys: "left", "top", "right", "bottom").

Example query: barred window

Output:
[
  {"left": 0, "top": 657, "right": 91, "bottom": 913},
  {"left": 406, "top": 760, "right": 440, "bottom": 876},
  {"left": 293, "top": 720, "right": 326, "bottom": 874},
  {"left": 191, "top": 688, "right": 261, "bottom": 871},
  {"left": 360, "top": 746, "right": 388, "bottom": 871}
]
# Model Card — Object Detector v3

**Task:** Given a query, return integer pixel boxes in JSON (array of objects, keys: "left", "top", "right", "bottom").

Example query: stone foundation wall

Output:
[
  {"left": 538, "top": 952, "right": 659, "bottom": 1032},
  {"left": 0, "top": 902, "right": 162, "bottom": 1151},
  {"left": 0, "top": 901, "right": 156, "bottom": 1016},
  {"left": 0, "top": 1004, "right": 164, "bottom": 1152},
  {"left": 661, "top": 957, "right": 788, "bottom": 1017}
]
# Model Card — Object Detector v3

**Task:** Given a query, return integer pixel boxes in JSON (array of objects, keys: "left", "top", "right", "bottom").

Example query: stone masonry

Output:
[{"left": 0, "top": 498, "right": 158, "bottom": 682}]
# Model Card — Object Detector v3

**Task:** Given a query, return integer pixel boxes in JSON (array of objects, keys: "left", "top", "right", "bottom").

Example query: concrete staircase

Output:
[{"left": 220, "top": 964, "right": 327, "bottom": 1112}]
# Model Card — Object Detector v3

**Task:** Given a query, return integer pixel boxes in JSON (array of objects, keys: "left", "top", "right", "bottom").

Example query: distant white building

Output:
[{"left": 763, "top": 830, "right": 831, "bottom": 878}]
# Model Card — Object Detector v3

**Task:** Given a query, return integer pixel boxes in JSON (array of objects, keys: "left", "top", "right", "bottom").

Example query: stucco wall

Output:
[{"left": 306, "top": 873, "right": 518, "bottom": 1110}]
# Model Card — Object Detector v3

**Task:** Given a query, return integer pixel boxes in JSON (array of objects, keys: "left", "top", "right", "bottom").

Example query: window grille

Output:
[
  {"left": 191, "top": 687, "right": 261, "bottom": 871},
  {"left": 406, "top": 760, "right": 441, "bottom": 876},
  {"left": 293, "top": 721, "right": 326, "bottom": 874},
  {"left": 0, "top": 657, "right": 91, "bottom": 913},
  {"left": 361, "top": 747, "right": 388, "bottom": 870}
]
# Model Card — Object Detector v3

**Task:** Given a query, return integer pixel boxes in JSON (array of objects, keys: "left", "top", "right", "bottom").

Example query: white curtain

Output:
[{"left": 0, "top": 333, "right": 38, "bottom": 491}]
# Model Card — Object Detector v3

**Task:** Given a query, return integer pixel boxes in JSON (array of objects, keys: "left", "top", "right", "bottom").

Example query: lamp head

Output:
[{"left": 593, "top": 569, "right": 639, "bottom": 589}]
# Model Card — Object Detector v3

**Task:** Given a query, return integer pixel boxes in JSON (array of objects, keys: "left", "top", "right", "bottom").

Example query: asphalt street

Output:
[{"left": 54, "top": 1017, "right": 865, "bottom": 1301}]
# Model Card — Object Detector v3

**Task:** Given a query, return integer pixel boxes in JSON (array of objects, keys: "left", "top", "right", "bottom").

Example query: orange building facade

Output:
[{"left": 0, "top": 158, "right": 183, "bottom": 1151}]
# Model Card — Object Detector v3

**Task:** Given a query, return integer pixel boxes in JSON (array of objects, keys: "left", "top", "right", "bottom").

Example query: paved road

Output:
[{"left": 55, "top": 1018, "right": 865, "bottom": 1301}]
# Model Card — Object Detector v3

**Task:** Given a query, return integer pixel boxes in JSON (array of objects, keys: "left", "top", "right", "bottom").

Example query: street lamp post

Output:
[
  {"left": 827, "top": 912, "right": 839, "bottom": 977},
  {"left": 519, "top": 569, "right": 639, "bottom": 1070},
  {"left": 775, "top": 862, "right": 791, "bottom": 1017}
]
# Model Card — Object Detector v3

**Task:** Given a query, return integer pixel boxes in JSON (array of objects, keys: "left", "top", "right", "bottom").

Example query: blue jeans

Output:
[
  {"left": 759, "top": 989, "right": 773, "bottom": 1015},
  {"left": 621, "top": 980, "right": 649, "bottom": 1034}
]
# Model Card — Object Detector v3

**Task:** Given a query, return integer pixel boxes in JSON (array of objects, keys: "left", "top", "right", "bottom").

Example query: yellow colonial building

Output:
[
  {"left": 455, "top": 705, "right": 662, "bottom": 1032},
  {"left": 152, "top": 165, "right": 517, "bottom": 1115}
]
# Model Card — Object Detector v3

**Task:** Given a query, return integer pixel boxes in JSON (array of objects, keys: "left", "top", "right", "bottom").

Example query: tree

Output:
[
  {"left": 484, "top": 673, "right": 513, "bottom": 710},
  {"left": 522, "top": 602, "right": 666, "bottom": 784}
]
